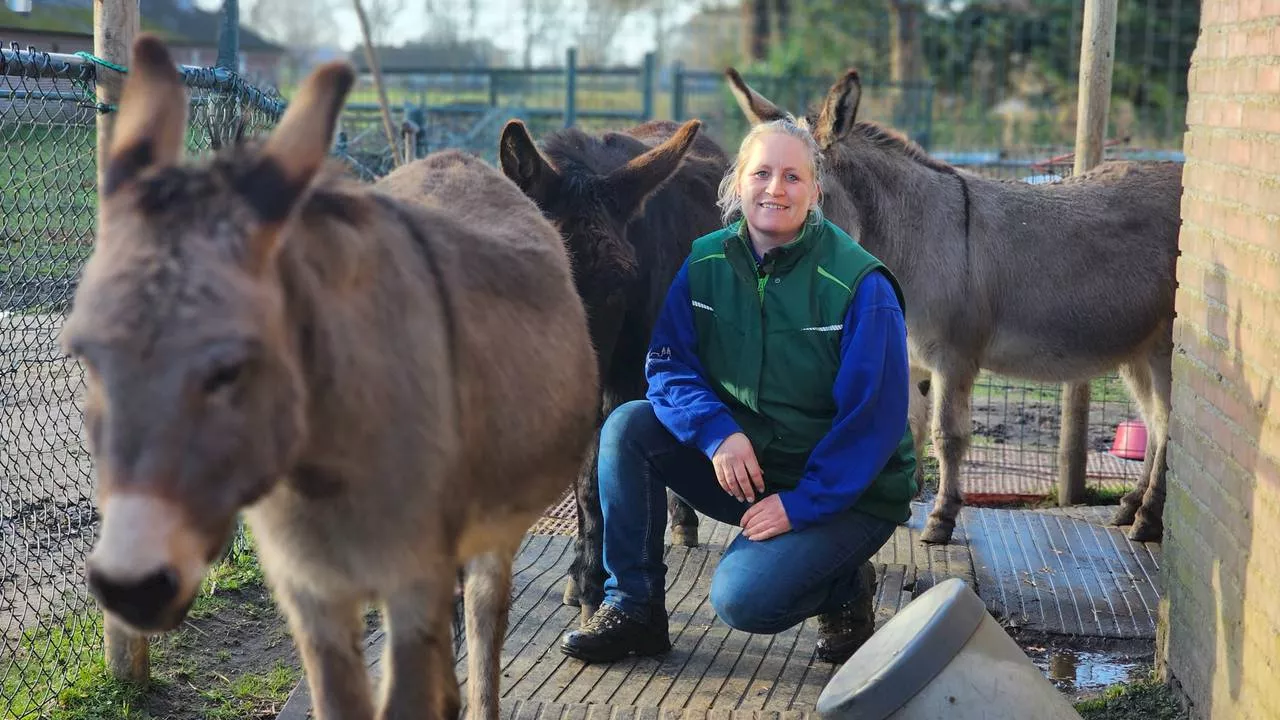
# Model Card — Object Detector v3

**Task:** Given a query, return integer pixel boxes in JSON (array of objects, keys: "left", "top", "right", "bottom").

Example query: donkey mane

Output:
[
  {"left": 837, "top": 119, "right": 973, "bottom": 250},
  {"left": 851, "top": 120, "right": 958, "bottom": 177}
]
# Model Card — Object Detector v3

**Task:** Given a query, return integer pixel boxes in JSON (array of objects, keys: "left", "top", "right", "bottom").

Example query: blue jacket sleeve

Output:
[
  {"left": 645, "top": 261, "right": 743, "bottom": 457},
  {"left": 777, "top": 270, "right": 911, "bottom": 531}
]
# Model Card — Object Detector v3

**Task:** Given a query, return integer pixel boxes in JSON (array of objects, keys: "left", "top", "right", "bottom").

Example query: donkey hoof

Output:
[
  {"left": 920, "top": 519, "right": 955, "bottom": 545},
  {"left": 1127, "top": 516, "right": 1164, "bottom": 543},
  {"left": 671, "top": 525, "right": 700, "bottom": 548},
  {"left": 1110, "top": 503, "right": 1138, "bottom": 527},
  {"left": 562, "top": 578, "right": 580, "bottom": 607}
]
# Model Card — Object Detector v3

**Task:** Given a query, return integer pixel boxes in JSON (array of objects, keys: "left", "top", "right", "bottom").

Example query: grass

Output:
[
  {"left": 1074, "top": 678, "right": 1188, "bottom": 719},
  {"left": 2, "top": 528, "right": 303, "bottom": 720},
  {"left": 0, "top": 122, "right": 98, "bottom": 293}
]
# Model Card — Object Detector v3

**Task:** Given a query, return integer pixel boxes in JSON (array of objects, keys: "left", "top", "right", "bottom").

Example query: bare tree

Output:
[
  {"left": 362, "top": 0, "right": 410, "bottom": 47},
  {"left": 740, "top": 0, "right": 769, "bottom": 62},
  {"left": 244, "top": 0, "right": 341, "bottom": 83},
  {"left": 574, "top": 0, "right": 645, "bottom": 66},
  {"left": 521, "top": 0, "right": 569, "bottom": 68}
]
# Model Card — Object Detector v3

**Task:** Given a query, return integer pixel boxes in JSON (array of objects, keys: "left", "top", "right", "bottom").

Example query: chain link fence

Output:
[{"left": 0, "top": 42, "right": 283, "bottom": 719}]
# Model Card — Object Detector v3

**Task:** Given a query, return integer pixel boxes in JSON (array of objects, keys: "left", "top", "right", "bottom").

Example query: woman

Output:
[{"left": 560, "top": 116, "right": 917, "bottom": 666}]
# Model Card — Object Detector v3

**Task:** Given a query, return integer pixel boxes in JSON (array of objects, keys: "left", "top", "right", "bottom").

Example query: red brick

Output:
[
  {"left": 1260, "top": 64, "right": 1280, "bottom": 94},
  {"left": 1251, "top": 28, "right": 1270, "bottom": 56}
]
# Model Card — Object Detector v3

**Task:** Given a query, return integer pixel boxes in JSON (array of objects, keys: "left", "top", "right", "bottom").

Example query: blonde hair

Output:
[{"left": 716, "top": 116, "right": 826, "bottom": 228}]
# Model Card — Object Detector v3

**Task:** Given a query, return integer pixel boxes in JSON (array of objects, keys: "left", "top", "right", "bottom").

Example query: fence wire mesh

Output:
[{"left": 0, "top": 43, "right": 282, "bottom": 719}]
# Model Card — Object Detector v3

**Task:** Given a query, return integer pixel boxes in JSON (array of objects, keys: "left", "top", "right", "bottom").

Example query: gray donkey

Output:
[
  {"left": 65, "top": 35, "right": 598, "bottom": 720},
  {"left": 725, "top": 68, "right": 1183, "bottom": 544}
]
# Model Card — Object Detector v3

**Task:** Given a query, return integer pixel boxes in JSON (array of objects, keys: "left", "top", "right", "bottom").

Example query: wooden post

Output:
[
  {"left": 94, "top": 0, "right": 150, "bottom": 683},
  {"left": 352, "top": 0, "right": 402, "bottom": 167},
  {"left": 93, "top": 0, "right": 137, "bottom": 190},
  {"left": 1057, "top": 0, "right": 1117, "bottom": 507}
]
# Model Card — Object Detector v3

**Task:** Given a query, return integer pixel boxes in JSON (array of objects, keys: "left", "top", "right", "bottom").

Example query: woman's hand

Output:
[
  {"left": 741, "top": 494, "right": 792, "bottom": 541},
  {"left": 712, "top": 432, "right": 764, "bottom": 502}
]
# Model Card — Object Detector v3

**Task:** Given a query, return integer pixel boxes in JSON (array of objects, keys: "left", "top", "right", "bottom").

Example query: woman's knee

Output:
[
  {"left": 709, "top": 570, "right": 792, "bottom": 635},
  {"left": 600, "top": 400, "right": 662, "bottom": 450}
]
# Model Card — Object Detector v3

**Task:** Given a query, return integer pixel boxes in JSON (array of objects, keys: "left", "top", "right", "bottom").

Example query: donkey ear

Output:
[
  {"left": 102, "top": 34, "right": 188, "bottom": 196},
  {"left": 248, "top": 60, "right": 354, "bottom": 223},
  {"left": 499, "top": 119, "right": 560, "bottom": 209},
  {"left": 724, "top": 67, "right": 788, "bottom": 125},
  {"left": 605, "top": 119, "right": 701, "bottom": 220},
  {"left": 814, "top": 69, "right": 862, "bottom": 150}
]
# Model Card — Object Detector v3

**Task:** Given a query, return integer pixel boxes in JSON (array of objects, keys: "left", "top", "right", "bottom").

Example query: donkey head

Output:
[
  {"left": 498, "top": 119, "right": 702, "bottom": 378},
  {"left": 724, "top": 67, "right": 874, "bottom": 235},
  {"left": 725, "top": 67, "right": 863, "bottom": 151},
  {"left": 60, "top": 35, "right": 353, "bottom": 633}
]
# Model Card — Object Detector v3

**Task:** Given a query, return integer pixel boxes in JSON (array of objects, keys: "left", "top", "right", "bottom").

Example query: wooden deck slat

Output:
[
  {"left": 278, "top": 501, "right": 1165, "bottom": 720},
  {"left": 963, "top": 506, "right": 1160, "bottom": 639}
]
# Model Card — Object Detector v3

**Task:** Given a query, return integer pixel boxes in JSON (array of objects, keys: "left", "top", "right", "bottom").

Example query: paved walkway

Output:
[{"left": 277, "top": 500, "right": 1161, "bottom": 719}]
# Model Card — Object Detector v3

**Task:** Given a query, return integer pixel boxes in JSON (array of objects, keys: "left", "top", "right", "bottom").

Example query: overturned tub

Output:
[{"left": 816, "top": 577, "right": 1081, "bottom": 720}]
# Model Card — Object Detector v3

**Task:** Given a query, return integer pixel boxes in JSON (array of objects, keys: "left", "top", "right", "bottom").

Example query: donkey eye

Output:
[{"left": 203, "top": 362, "right": 245, "bottom": 395}]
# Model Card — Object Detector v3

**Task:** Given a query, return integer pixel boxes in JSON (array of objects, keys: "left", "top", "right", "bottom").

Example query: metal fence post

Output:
[
  {"left": 215, "top": 0, "right": 239, "bottom": 71},
  {"left": 641, "top": 51, "right": 655, "bottom": 120},
  {"left": 564, "top": 47, "right": 577, "bottom": 128},
  {"left": 671, "top": 61, "right": 685, "bottom": 122}
]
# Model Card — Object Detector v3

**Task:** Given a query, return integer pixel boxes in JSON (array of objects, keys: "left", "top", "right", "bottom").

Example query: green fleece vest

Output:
[{"left": 686, "top": 218, "right": 918, "bottom": 523}]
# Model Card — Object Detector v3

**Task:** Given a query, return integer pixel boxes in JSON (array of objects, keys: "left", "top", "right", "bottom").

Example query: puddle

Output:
[
  {"left": 1038, "top": 649, "right": 1145, "bottom": 691},
  {"left": 1018, "top": 642, "right": 1153, "bottom": 698}
]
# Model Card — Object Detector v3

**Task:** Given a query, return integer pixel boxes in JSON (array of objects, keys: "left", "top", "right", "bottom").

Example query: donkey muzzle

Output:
[
  {"left": 85, "top": 492, "right": 210, "bottom": 632},
  {"left": 87, "top": 564, "right": 184, "bottom": 631}
]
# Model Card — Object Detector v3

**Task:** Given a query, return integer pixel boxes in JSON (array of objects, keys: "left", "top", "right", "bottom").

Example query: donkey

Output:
[
  {"left": 724, "top": 68, "right": 1182, "bottom": 544},
  {"left": 498, "top": 118, "right": 729, "bottom": 622},
  {"left": 65, "top": 35, "right": 599, "bottom": 720}
]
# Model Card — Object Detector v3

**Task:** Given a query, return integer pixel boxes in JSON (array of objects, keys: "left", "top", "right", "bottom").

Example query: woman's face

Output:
[{"left": 738, "top": 132, "right": 819, "bottom": 243}]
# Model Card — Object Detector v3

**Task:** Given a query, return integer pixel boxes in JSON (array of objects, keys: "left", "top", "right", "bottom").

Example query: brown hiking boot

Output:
[{"left": 815, "top": 561, "right": 877, "bottom": 664}]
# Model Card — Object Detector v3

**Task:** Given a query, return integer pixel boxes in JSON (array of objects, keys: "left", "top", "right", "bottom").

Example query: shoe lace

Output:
[{"left": 583, "top": 605, "right": 630, "bottom": 633}]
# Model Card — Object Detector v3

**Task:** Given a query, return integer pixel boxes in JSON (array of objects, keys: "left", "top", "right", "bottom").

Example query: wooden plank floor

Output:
[
  {"left": 278, "top": 507, "right": 968, "bottom": 719},
  {"left": 963, "top": 505, "right": 1162, "bottom": 639}
]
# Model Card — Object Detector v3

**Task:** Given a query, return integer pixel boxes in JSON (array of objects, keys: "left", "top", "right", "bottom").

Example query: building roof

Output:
[{"left": 0, "top": 0, "right": 284, "bottom": 52}]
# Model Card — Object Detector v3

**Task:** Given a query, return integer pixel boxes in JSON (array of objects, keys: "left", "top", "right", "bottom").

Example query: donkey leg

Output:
[
  {"left": 462, "top": 546, "right": 518, "bottom": 720},
  {"left": 668, "top": 492, "right": 700, "bottom": 547},
  {"left": 922, "top": 367, "right": 976, "bottom": 545},
  {"left": 1129, "top": 346, "right": 1173, "bottom": 542},
  {"left": 1113, "top": 361, "right": 1157, "bottom": 527},
  {"left": 908, "top": 368, "right": 933, "bottom": 498},
  {"left": 570, "top": 433, "right": 606, "bottom": 625},
  {"left": 377, "top": 570, "right": 456, "bottom": 720},
  {"left": 275, "top": 586, "right": 374, "bottom": 720}
]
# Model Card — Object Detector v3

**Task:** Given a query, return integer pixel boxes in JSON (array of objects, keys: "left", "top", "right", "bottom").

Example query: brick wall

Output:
[{"left": 1160, "top": 2, "right": 1280, "bottom": 718}]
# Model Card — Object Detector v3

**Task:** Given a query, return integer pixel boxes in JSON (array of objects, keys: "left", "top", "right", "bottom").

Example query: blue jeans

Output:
[{"left": 599, "top": 400, "right": 898, "bottom": 634}]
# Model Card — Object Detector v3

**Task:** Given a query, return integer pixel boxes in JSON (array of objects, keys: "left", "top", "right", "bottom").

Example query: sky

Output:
[{"left": 195, "top": 0, "right": 705, "bottom": 67}]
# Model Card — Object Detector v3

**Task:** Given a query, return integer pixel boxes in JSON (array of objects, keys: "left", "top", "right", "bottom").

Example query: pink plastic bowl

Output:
[{"left": 1111, "top": 419, "right": 1147, "bottom": 460}]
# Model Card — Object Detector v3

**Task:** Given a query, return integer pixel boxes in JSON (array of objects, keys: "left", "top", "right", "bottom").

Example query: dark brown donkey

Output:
[
  {"left": 725, "top": 68, "right": 1183, "bottom": 544},
  {"left": 498, "top": 119, "right": 729, "bottom": 622},
  {"left": 64, "top": 36, "right": 598, "bottom": 720}
]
